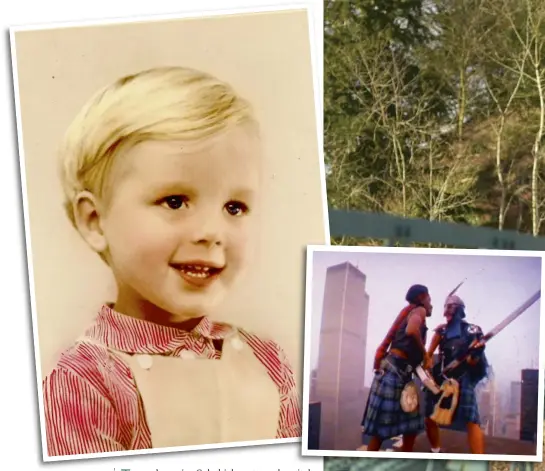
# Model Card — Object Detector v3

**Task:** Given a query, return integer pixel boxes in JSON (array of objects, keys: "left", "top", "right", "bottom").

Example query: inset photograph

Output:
[{"left": 303, "top": 246, "right": 544, "bottom": 462}]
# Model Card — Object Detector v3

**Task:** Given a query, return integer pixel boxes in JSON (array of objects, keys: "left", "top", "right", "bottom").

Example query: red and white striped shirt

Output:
[{"left": 43, "top": 305, "right": 301, "bottom": 457}]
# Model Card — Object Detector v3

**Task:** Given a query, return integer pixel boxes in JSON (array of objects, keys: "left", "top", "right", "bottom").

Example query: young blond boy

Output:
[{"left": 42, "top": 67, "right": 301, "bottom": 457}]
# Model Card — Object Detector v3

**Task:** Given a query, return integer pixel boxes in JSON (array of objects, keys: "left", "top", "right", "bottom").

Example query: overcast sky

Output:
[{"left": 309, "top": 249, "right": 542, "bottom": 388}]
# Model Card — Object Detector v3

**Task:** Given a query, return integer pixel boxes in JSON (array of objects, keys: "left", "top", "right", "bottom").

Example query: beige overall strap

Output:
[{"left": 216, "top": 335, "right": 281, "bottom": 443}]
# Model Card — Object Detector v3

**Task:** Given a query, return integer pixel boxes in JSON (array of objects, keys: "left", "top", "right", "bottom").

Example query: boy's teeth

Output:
[
  {"left": 186, "top": 265, "right": 209, "bottom": 272},
  {"left": 180, "top": 265, "right": 213, "bottom": 278}
]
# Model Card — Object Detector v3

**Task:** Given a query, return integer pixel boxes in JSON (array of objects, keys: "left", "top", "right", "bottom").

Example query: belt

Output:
[{"left": 386, "top": 354, "right": 414, "bottom": 376}]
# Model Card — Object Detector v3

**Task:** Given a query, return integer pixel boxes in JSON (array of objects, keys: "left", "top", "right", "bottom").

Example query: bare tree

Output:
[
  {"left": 481, "top": 58, "right": 527, "bottom": 229},
  {"left": 484, "top": 0, "right": 545, "bottom": 235},
  {"left": 327, "top": 22, "right": 477, "bottom": 219}
]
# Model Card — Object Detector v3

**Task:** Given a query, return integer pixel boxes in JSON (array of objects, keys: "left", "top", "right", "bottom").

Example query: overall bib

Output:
[{"left": 79, "top": 330, "right": 281, "bottom": 448}]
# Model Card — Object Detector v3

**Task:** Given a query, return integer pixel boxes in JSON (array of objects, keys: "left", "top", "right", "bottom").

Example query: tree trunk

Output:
[{"left": 532, "top": 65, "right": 544, "bottom": 236}]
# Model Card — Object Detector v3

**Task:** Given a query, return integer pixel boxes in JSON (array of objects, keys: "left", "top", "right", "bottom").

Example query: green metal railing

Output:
[{"left": 328, "top": 208, "right": 545, "bottom": 250}]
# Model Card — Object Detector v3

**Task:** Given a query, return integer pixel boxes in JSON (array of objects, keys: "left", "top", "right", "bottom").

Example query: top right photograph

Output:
[
  {"left": 321, "top": 0, "right": 545, "bottom": 467},
  {"left": 324, "top": 0, "right": 545, "bottom": 251}
]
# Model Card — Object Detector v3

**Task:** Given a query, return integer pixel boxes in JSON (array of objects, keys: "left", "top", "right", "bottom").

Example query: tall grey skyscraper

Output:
[{"left": 314, "top": 262, "right": 370, "bottom": 450}]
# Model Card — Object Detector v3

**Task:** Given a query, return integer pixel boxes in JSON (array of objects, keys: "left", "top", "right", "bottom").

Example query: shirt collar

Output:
[{"left": 85, "top": 305, "right": 236, "bottom": 354}]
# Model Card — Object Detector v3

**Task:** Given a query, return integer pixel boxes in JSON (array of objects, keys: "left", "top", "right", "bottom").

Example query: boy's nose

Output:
[{"left": 187, "top": 211, "right": 225, "bottom": 247}]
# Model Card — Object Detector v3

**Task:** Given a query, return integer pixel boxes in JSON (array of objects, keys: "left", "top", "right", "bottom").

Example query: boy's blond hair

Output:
[{"left": 59, "top": 66, "right": 258, "bottom": 227}]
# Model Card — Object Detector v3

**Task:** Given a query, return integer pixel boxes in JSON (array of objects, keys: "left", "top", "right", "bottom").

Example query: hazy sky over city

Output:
[{"left": 309, "top": 248, "right": 543, "bottom": 388}]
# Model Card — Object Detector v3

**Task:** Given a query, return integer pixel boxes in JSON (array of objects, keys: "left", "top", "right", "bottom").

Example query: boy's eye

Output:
[
  {"left": 161, "top": 195, "right": 189, "bottom": 210},
  {"left": 225, "top": 200, "right": 249, "bottom": 217}
]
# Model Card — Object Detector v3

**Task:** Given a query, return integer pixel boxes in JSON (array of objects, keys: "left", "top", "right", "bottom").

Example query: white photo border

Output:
[
  {"left": 301, "top": 244, "right": 545, "bottom": 463},
  {"left": 9, "top": 2, "right": 328, "bottom": 462}
]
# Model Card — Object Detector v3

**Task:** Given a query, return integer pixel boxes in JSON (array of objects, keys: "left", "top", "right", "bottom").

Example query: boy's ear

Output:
[{"left": 73, "top": 191, "right": 108, "bottom": 253}]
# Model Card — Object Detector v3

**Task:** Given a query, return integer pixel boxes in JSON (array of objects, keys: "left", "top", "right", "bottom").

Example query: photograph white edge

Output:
[
  {"left": 301, "top": 244, "right": 545, "bottom": 463},
  {"left": 8, "top": 1, "right": 329, "bottom": 463}
]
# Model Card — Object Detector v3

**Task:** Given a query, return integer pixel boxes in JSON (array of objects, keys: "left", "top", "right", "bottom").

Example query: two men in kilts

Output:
[
  {"left": 361, "top": 287, "right": 488, "bottom": 453},
  {"left": 424, "top": 294, "right": 488, "bottom": 454}
]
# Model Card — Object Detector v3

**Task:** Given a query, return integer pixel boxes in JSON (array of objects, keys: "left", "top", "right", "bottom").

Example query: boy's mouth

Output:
[
  {"left": 179, "top": 264, "right": 222, "bottom": 278},
  {"left": 171, "top": 261, "right": 225, "bottom": 287}
]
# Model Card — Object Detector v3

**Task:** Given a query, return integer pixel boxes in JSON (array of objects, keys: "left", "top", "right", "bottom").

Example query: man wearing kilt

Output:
[
  {"left": 424, "top": 295, "right": 488, "bottom": 454},
  {"left": 362, "top": 284, "right": 434, "bottom": 452}
]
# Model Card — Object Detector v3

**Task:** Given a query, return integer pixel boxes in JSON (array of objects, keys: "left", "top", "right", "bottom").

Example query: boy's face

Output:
[{"left": 95, "top": 126, "right": 260, "bottom": 322}]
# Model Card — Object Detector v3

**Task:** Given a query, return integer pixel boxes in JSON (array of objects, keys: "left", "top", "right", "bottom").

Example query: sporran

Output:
[
  {"left": 400, "top": 381, "right": 419, "bottom": 413},
  {"left": 430, "top": 378, "right": 460, "bottom": 426}
]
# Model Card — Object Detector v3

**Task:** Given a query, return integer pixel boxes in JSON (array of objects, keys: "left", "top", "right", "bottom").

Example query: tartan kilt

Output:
[
  {"left": 425, "top": 374, "right": 480, "bottom": 426},
  {"left": 361, "top": 358, "right": 424, "bottom": 440}
]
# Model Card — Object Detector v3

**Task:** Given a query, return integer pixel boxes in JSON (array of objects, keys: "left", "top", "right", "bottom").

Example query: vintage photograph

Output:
[
  {"left": 10, "top": 6, "right": 327, "bottom": 461},
  {"left": 303, "top": 246, "right": 544, "bottom": 462}
]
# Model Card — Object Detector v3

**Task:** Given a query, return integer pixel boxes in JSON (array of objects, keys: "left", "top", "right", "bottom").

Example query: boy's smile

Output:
[
  {"left": 89, "top": 126, "right": 261, "bottom": 323},
  {"left": 171, "top": 259, "right": 225, "bottom": 287}
]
